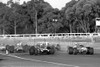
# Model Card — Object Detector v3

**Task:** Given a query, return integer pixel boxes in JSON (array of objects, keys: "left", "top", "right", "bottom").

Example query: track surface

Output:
[
  {"left": 0, "top": 50, "right": 100, "bottom": 67},
  {"left": 0, "top": 53, "right": 67, "bottom": 67}
]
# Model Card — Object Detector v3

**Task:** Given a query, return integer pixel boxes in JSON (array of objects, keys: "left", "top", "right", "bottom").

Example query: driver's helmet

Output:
[
  {"left": 36, "top": 44, "right": 40, "bottom": 48},
  {"left": 73, "top": 43, "right": 78, "bottom": 48},
  {"left": 41, "top": 43, "right": 46, "bottom": 48},
  {"left": 79, "top": 45, "right": 84, "bottom": 47},
  {"left": 74, "top": 43, "right": 80, "bottom": 48}
]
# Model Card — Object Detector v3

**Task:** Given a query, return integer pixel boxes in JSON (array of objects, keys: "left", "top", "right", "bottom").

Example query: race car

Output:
[
  {"left": 6, "top": 43, "right": 30, "bottom": 53},
  {"left": 29, "top": 42, "right": 55, "bottom": 55},
  {"left": 14, "top": 42, "right": 24, "bottom": 53},
  {"left": 67, "top": 43, "right": 94, "bottom": 55}
]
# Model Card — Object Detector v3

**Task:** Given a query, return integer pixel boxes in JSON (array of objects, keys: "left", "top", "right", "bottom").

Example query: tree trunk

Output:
[
  {"left": 3, "top": 26, "right": 5, "bottom": 35},
  {"left": 14, "top": 21, "right": 16, "bottom": 34},
  {"left": 69, "top": 24, "right": 72, "bottom": 33},
  {"left": 35, "top": 10, "right": 38, "bottom": 34}
]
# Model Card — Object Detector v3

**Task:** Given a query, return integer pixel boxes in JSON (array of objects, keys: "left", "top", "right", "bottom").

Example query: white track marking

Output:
[{"left": 0, "top": 53, "right": 79, "bottom": 67}]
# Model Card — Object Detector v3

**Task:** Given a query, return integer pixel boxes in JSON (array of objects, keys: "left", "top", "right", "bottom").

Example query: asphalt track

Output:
[
  {"left": 0, "top": 53, "right": 68, "bottom": 67},
  {"left": 0, "top": 50, "right": 100, "bottom": 67}
]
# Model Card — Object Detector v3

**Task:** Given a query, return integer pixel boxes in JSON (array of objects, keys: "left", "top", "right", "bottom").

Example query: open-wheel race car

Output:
[
  {"left": 67, "top": 43, "right": 94, "bottom": 55},
  {"left": 29, "top": 42, "right": 55, "bottom": 55},
  {"left": 6, "top": 42, "right": 29, "bottom": 53}
]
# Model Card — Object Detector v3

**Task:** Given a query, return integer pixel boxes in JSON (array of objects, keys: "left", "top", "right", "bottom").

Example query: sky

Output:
[
  {"left": 44, "top": 0, "right": 71, "bottom": 10},
  {"left": 0, "top": 0, "right": 71, "bottom": 10}
]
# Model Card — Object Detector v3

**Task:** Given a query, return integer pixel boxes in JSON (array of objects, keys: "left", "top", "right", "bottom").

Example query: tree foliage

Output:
[
  {"left": 0, "top": 0, "right": 100, "bottom": 34},
  {"left": 63, "top": 0, "right": 100, "bottom": 33}
]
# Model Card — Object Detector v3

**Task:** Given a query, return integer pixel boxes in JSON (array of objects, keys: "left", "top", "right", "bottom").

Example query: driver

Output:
[{"left": 73, "top": 43, "right": 79, "bottom": 48}]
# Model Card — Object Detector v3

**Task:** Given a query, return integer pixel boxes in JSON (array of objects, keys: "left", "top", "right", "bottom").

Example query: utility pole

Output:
[
  {"left": 3, "top": 26, "right": 5, "bottom": 35},
  {"left": 69, "top": 24, "right": 72, "bottom": 33}
]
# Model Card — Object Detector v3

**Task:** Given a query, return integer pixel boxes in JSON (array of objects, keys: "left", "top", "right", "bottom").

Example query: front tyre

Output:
[
  {"left": 34, "top": 49, "right": 39, "bottom": 55},
  {"left": 73, "top": 48, "right": 78, "bottom": 55},
  {"left": 89, "top": 48, "right": 94, "bottom": 55}
]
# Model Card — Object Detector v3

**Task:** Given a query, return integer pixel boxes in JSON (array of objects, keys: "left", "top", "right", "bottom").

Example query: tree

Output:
[
  {"left": 0, "top": 3, "right": 11, "bottom": 34},
  {"left": 1, "top": 0, "right": 100, "bottom": 34},
  {"left": 62, "top": 0, "right": 100, "bottom": 33},
  {"left": 37, "top": 8, "right": 63, "bottom": 33}
]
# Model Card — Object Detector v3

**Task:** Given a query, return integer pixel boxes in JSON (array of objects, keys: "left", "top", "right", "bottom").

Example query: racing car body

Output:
[
  {"left": 67, "top": 43, "right": 94, "bottom": 55},
  {"left": 29, "top": 42, "right": 55, "bottom": 55}
]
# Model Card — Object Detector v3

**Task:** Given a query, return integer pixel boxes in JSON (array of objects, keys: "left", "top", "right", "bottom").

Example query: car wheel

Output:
[
  {"left": 73, "top": 48, "right": 78, "bottom": 55},
  {"left": 68, "top": 47, "right": 73, "bottom": 55},
  {"left": 34, "top": 49, "right": 39, "bottom": 55},
  {"left": 29, "top": 46, "right": 35, "bottom": 55},
  {"left": 87, "top": 47, "right": 94, "bottom": 55},
  {"left": 89, "top": 48, "right": 94, "bottom": 55}
]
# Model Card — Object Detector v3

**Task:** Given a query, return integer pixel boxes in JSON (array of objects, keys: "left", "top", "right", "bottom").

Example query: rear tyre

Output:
[
  {"left": 68, "top": 47, "right": 73, "bottom": 55},
  {"left": 29, "top": 46, "right": 35, "bottom": 55},
  {"left": 87, "top": 47, "right": 94, "bottom": 55},
  {"left": 82, "top": 51, "right": 87, "bottom": 55}
]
